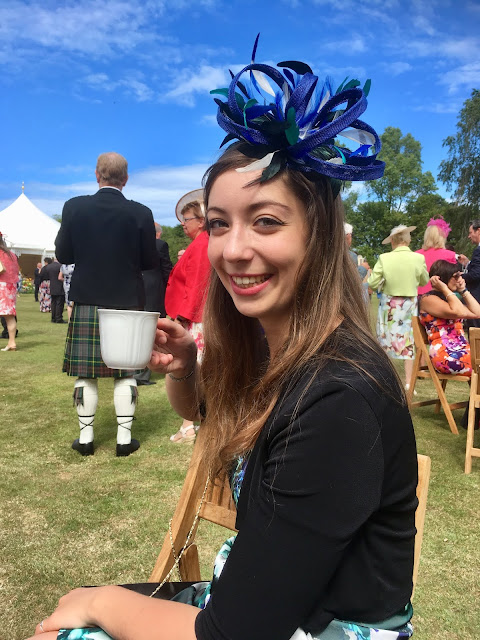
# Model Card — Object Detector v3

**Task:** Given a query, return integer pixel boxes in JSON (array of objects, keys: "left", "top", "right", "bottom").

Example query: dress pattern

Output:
[
  {"left": 377, "top": 294, "right": 417, "bottom": 360},
  {"left": 0, "top": 282, "right": 17, "bottom": 315},
  {"left": 419, "top": 311, "right": 471, "bottom": 375},
  {"left": 55, "top": 455, "right": 413, "bottom": 640},
  {"left": 39, "top": 280, "right": 51, "bottom": 312}
]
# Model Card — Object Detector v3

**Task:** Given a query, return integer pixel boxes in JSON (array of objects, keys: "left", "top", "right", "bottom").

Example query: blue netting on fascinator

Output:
[{"left": 210, "top": 35, "right": 385, "bottom": 187}]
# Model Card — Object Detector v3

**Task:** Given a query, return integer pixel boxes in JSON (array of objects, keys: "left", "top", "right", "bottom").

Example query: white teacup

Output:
[{"left": 98, "top": 309, "right": 159, "bottom": 370}]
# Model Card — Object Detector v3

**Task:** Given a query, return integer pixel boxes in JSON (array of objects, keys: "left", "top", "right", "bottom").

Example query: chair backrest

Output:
[
  {"left": 150, "top": 436, "right": 431, "bottom": 597},
  {"left": 468, "top": 328, "right": 480, "bottom": 368},
  {"left": 412, "top": 316, "right": 429, "bottom": 353},
  {"left": 412, "top": 453, "right": 431, "bottom": 597}
]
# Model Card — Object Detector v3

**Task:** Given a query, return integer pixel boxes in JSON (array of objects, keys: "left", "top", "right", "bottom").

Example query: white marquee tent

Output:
[{"left": 0, "top": 191, "right": 60, "bottom": 276}]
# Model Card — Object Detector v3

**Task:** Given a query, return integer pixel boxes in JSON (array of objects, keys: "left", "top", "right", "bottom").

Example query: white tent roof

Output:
[{"left": 0, "top": 192, "right": 60, "bottom": 255}]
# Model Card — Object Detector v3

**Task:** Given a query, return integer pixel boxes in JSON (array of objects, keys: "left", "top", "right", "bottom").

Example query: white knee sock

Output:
[
  {"left": 73, "top": 378, "right": 98, "bottom": 444},
  {"left": 114, "top": 378, "right": 138, "bottom": 445}
]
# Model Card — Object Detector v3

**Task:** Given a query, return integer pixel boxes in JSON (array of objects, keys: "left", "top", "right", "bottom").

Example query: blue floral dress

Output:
[{"left": 57, "top": 456, "right": 413, "bottom": 640}]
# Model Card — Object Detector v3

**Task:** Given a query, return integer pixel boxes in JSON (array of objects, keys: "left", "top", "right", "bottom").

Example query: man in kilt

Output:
[{"left": 55, "top": 152, "right": 158, "bottom": 456}]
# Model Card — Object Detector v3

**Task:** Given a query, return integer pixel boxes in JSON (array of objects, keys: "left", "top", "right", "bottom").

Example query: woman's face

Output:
[
  {"left": 181, "top": 208, "right": 205, "bottom": 240},
  {"left": 207, "top": 169, "right": 308, "bottom": 336},
  {"left": 447, "top": 271, "right": 462, "bottom": 291}
]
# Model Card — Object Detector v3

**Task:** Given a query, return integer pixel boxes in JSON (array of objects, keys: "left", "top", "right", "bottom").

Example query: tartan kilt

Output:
[{"left": 62, "top": 304, "right": 143, "bottom": 378}]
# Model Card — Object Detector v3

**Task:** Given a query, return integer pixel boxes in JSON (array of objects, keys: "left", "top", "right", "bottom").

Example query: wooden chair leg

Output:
[
  {"left": 407, "top": 351, "right": 422, "bottom": 407},
  {"left": 179, "top": 544, "right": 202, "bottom": 582},
  {"left": 429, "top": 371, "right": 459, "bottom": 435},
  {"left": 465, "top": 373, "right": 477, "bottom": 473}
]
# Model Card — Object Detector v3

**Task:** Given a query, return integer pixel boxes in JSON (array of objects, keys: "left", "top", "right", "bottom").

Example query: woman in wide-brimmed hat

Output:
[
  {"left": 164, "top": 189, "right": 210, "bottom": 443},
  {"left": 368, "top": 224, "right": 429, "bottom": 390}
]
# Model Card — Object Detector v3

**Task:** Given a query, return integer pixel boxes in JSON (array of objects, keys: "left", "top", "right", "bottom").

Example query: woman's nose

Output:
[{"left": 222, "top": 228, "right": 254, "bottom": 263}]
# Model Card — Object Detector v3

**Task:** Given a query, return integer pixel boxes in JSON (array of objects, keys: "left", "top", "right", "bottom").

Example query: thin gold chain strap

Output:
[{"left": 149, "top": 475, "right": 210, "bottom": 597}]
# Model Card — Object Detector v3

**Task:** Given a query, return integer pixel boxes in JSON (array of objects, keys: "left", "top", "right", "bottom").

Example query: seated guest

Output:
[
  {"left": 419, "top": 260, "right": 480, "bottom": 374},
  {"left": 28, "top": 47, "right": 418, "bottom": 640}
]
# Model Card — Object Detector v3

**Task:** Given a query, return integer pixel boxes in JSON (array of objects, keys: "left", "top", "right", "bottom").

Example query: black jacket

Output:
[
  {"left": 41, "top": 261, "right": 63, "bottom": 296},
  {"left": 142, "top": 238, "right": 173, "bottom": 314},
  {"left": 55, "top": 188, "right": 158, "bottom": 308}
]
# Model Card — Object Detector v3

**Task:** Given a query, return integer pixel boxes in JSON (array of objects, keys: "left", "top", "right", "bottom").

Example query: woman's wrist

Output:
[{"left": 169, "top": 364, "right": 196, "bottom": 382}]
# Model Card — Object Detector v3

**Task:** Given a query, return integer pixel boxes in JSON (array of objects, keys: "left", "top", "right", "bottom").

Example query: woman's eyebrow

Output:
[{"left": 207, "top": 200, "right": 291, "bottom": 215}]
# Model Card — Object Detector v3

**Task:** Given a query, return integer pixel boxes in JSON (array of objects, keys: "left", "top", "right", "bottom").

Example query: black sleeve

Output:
[
  {"left": 196, "top": 383, "right": 383, "bottom": 640},
  {"left": 55, "top": 203, "right": 74, "bottom": 265},
  {"left": 464, "top": 248, "right": 480, "bottom": 285},
  {"left": 159, "top": 241, "right": 173, "bottom": 283},
  {"left": 139, "top": 209, "right": 159, "bottom": 271}
]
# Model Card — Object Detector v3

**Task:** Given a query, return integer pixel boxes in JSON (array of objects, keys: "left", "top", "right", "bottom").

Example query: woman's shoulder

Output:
[{"left": 279, "top": 338, "right": 404, "bottom": 425}]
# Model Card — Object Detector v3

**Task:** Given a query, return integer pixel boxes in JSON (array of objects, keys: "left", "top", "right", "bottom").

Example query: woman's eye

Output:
[
  {"left": 208, "top": 219, "right": 228, "bottom": 230},
  {"left": 255, "top": 217, "right": 283, "bottom": 228}
]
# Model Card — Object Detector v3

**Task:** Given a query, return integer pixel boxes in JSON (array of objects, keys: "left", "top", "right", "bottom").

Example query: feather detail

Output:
[
  {"left": 251, "top": 70, "right": 277, "bottom": 97},
  {"left": 278, "top": 60, "right": 313, "bottom": 75},
  {"left": 236, "top": 152, "right": 275, "bottom": 173},
  {"left": 251, "top": 33, "right": 260, "bottom": 63},
  {"left": 338, "top": 128, "right": 376, "bottom": 147}
]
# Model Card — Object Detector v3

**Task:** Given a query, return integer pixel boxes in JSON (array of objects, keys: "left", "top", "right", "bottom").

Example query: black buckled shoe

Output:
[
  {"left": 72, "top": 439, "right": 94, "bottom": 456},
  {"left": 116, "top": 439, "right": 140, "bottom": 457}
]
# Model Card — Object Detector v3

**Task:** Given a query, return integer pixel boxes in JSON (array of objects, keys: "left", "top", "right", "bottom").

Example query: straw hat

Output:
[
  {"left": 175, "top": 189, "right": 205, "bottom": 222},
  {"left": 382, "top": 225, "right": 416, "bottom": 245}
]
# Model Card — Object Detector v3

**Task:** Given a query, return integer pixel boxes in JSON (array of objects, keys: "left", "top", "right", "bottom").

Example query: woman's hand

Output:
[
  {"left": 430, "top": 275, "right": 450, "bottom": 294},
  {"left": 148, "top": 318, "right": 197, "bottom": 376},
  {"left": 455, "top": 275, "right": 466, "bottom": 292},
  {"left": 29, "top": 587, "right": 101, "bottom": 637}
]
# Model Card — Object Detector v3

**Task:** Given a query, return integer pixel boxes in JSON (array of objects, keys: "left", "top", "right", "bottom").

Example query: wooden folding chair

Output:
[
  {"left": 149, "top": 429, "right": 431, "bottom": 596},
  {"left": 412, "top": 454, "right": 431, "bottom": 597},
  {"left": 407, "top": 316, "right": 470, "bottom": 435},
  {"left": 149, "top": 427, "right": 237, "bottom": 583},
  {"left": 465, "top": 328, "right": 480, "bottom": 473}
]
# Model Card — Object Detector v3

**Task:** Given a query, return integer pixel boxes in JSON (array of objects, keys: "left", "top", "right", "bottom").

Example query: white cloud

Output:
[
  {"left": 0, "top": 1, "right": 159, "bottom": 58},
  {"left": 439, "top": 62, "right": 480, "bottom": 94},
  {"left": 385, "top": 62, "right": 413, "bottom": 76},
  {"left": 0, "top": 164, "right": 212, "bottom": 225},
  {"left": 413, "top": 102, "right": 460, "bottom": 114},
  {"left": 81, "top": 71, "right": 155, "bottom": 102},
  {"left": 164, "top": 65, "right": 228, "bottom": 106},
  {"left": 201, "top": 114, "right": 218, "bottom": 126}
]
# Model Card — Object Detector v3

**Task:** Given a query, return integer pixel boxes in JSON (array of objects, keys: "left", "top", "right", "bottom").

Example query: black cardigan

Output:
[
  {"left": 196, "top": 345, "right": 417, "bottom": 640},
  {"left": 55, "top": 188, "right": 158, "bottom": 309}
]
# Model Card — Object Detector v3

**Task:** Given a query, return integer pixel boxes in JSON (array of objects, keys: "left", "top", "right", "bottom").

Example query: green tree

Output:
[
  {"left": 160, "top": 224, "right": 191, "bottom": 264},
  {"left": 367, "top": 127, "right": 437, "bottom": 213},
  {"left": 348, "top": 200, "right": 393, "bottom": 265},
  {"left": 438, "top": 89, "right": 480, "bottom": 214}
]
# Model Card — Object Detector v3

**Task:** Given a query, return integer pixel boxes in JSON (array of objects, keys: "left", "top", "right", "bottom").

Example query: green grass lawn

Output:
[{"left": 1, "top": 296, "right": 479, "bottom": 639}]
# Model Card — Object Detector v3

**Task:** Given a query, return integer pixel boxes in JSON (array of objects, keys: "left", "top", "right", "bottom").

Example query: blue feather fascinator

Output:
[{"left": 210, "top": 35, "right": 385, "bottom": 188}]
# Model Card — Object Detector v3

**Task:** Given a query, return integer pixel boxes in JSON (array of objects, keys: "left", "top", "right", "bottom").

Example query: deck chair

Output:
[
  {"left": 465, "top": 328, "right": 480, "bottom": 473},
  {"left": 149, "top": 430, "right": 431, "bottom": 596},
  {"left": 407, "top": 316, "right": 470, "bottom": 435}
]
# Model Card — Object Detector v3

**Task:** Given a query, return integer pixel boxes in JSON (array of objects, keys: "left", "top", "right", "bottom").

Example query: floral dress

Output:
[
  {"left": 377, "top": 294, "right": 417, "bottom": 360},
  {"left": 419, "top": 310, "right": 471, "bottom": 374}
]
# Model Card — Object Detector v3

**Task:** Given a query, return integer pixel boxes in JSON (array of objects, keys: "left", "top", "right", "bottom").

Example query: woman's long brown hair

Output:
[{"left": 198, "top": 143, "right": 401, "bottom": 475}]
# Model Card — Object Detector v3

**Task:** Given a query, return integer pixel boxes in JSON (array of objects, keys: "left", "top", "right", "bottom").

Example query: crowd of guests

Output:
[{"left": 364, "top": 217, "right": 480, "bottom": 392}]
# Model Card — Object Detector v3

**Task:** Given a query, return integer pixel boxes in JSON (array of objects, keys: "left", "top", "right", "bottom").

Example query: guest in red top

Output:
[
  {"left": 0, "top": 232, "right": 20, "bottom": 351},
  {"left": 416, "top": 217, "right": 465, "bottom": 295},
  {"left": 165, "top": 189, "right": 211, "bottom": 443}
]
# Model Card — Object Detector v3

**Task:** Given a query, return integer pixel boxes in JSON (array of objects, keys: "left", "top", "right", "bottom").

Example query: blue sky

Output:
[{"left": 0, "top": 0, "right": 479, "bottom": 226}]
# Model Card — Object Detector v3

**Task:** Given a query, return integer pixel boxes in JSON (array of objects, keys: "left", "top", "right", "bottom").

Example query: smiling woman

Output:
[
  {"left": 29, "top": 43, "right": 418, "bottom": 640},
  {"left": 207, "top": 168, "right": 307, "bottom": 347}
]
